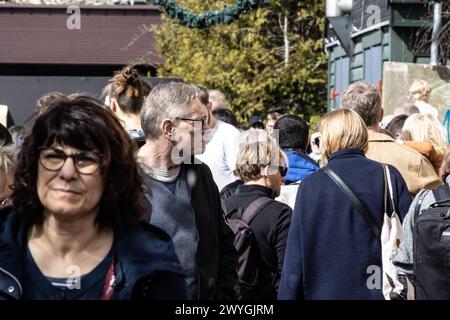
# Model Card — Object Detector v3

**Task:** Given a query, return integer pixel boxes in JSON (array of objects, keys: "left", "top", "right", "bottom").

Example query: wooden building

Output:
[
  {"left": 325, "top": 0, "right": 449, "bottom": 109},
  {"left": 0, "top": 3, "right": 163, "bottom": 125}
]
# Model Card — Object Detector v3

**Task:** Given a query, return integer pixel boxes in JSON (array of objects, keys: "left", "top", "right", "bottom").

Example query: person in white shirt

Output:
[{"left": 197, "top": 89, "right": 241, "bottom": 191}]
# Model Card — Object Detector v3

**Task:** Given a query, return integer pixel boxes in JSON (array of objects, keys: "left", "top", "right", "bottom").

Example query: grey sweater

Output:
[
  {"left": 393, "top": 176, "right": 450, "bottom": 273},
  {"left": 146, "top": 167, "right": 199, "bottom": 299}
]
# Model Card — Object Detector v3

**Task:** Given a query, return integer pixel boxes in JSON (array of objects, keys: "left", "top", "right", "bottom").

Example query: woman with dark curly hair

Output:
[{"left": 0, "top": 94, "right": 186, "bottom": 300}]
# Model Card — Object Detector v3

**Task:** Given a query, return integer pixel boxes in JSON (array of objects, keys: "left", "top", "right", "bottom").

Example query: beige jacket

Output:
[{"left": 366, "top": 132, "right": 441, "bottom": 196}]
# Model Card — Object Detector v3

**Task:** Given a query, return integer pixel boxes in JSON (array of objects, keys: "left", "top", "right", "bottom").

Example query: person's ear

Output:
[
  {"left": 161, "top": 118, "right": 174, "bottom": 139},
  {"left": 110, "top": 98, "right": 119, "bottom": 113},
  {"left": 260, "top": 166, "right": 270, "bottom": 177},
  {"left": 379, "top": 108, "right": 384, "bottom": 122}
]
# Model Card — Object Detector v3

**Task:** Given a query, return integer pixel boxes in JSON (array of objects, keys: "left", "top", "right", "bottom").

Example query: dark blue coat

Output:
[
  {"left": 278, "top": 148, "right": 412, "bottom": 300},
  {"left": 0, "top": 206, "right": 187, "bottom": 300}
]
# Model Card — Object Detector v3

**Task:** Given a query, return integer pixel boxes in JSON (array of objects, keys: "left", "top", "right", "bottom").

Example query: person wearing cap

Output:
[{"left": 248, "top": 115, "right": 264, "bottom": 130}]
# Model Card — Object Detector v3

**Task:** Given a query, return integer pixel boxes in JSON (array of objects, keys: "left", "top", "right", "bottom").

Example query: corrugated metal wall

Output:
[{"left": 0, "top": 4, "right": 162, "bottom": 66}]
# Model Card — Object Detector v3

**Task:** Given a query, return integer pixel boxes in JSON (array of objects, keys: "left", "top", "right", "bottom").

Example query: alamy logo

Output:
[
  {"left": 66, "top": 265, "right": 81, "bottom": 289},
  {"left": 366, "top": 4, "right": 381, "bottom": 28},
  {"left": 366, "top": 265, "right": 382, "bottom": 290},
  {"left": 66, "top": 6, "right": 81, "bottom": 30}
]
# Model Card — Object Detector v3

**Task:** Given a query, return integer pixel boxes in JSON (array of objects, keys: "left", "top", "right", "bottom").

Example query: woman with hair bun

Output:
[{"left": 103, "top": 65, "right": 152, "bottom": 148}]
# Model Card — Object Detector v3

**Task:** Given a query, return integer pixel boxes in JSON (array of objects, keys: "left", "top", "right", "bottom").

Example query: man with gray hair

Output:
[
  {"left": 138, "top": 82, "right": 239, "bottom": 300},
  {"left": 341, "top": 80, "right": 440, "bottom": 196}
]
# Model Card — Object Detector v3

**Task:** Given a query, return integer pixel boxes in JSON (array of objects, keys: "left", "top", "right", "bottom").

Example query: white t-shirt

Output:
[
  {"left": 276, "top": 183, "right": 300, "bottom": 209},
  {"left": 415, "top": 100, "right": 439, "bottom": 119},
  {"left": 197, "top": 121, "right": 241, "bottom": 191}
]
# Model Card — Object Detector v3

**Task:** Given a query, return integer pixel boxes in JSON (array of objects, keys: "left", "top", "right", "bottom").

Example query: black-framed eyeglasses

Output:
[
  {"left": 38, "top": 147, "right": 102, "bottom": 175},
  {"left": 174, "top": 115, "right": 208, "bottom": 127}
]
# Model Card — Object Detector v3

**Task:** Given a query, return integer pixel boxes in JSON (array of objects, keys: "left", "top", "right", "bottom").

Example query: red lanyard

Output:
[{"left": 101, "top": 256, "right": 116, "bottom": 300}]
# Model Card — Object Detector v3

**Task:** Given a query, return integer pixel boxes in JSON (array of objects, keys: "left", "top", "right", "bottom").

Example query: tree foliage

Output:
[
  {"left": 413, "top": 1, "right": 450, "bottom": 65},
  {"left": 155, "top": 0, "right": 327, "bottom": 125}
]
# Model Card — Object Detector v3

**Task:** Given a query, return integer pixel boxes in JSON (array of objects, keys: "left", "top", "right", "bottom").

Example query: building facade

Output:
[
  {"left": 0, "top": 1, "right": 163, "bottom": 125},
  {"left": 325, "top": 0, "right": 449, "bottom": 109}
]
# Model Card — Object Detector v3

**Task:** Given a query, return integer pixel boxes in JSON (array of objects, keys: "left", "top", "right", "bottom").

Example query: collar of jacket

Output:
[
  {"left": 282, "top": 150, "right": 319, "bottom": 184},
  {"left": 0, "top": 206, "right": 184, "bottom": 300},
  {"left": 237, "top": 184, "right": 277, "bottom": 199},
  {"left": 328, "top": 148, "right": 365, "bottom": 163},
  {"left": 368, "top": 131, "right": 395, "bottom": 142}
]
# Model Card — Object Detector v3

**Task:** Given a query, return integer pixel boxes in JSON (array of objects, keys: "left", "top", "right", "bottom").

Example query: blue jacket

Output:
[
  {"left": 0, "top": 206, "right": 187, "bottom": 300},
  {"left": 283, "top": 150, "right": 319, "bottom": 184},
  {"left": 278, "top": 148, "right": 412, "bottom": 300}
]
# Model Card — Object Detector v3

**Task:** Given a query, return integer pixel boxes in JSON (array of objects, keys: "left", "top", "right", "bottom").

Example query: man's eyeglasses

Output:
[
  {"left": 174, "top": 116, "right": 208, "bottom": 127},
  {"left": 39, "top": 147, "right": 102, "bottom": 175}
]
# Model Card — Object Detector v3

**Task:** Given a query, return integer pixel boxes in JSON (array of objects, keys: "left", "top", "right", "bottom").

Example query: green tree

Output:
[{"left": 155, "top": 0, "right": 327, "bottom": 125}]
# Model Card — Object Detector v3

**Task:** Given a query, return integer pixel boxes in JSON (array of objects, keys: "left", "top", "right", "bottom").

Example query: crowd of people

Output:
[{"left": 0, "top": 65, "right": 447, "bottom": 300}]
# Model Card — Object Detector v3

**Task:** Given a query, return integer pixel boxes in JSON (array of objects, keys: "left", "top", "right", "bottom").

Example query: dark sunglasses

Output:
[
  {"left": 314, "top": 136, "right": 320, "bottom": 147},
  {"left": 279, "top": 166, "right": 288, "bottom": 177}
]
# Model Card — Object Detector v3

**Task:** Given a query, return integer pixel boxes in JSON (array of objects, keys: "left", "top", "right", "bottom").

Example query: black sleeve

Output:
[
  {"left": 215, "top": 185, "right": 241, "bottom": 300},
  {"left": 271, "top": 205, "right": 292, "bottom": 291}
]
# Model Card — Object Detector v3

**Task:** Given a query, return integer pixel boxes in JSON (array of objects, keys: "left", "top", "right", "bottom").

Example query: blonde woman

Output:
[
  {"left": 222, "top": 129, "right": 291, "bottom": 300},
  {"left": 402, "top": 113, "right": 448, "bottom": 173},
  {"left": 408, "top": 80, "right": 438, "bottom": 119},
  {"left": 278, "top": 108, "right": 412, "bottom": 300},
  {"left": 0, "top": 143, "right": 16, "bottom": 207}
]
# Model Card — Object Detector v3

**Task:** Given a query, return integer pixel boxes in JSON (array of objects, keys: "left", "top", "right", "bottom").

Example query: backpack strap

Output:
[
  {"left": 383, "top": 164, "right": 397, "bottom": 216},
  {"left": 241, "top": 197, "right": 273, "bottom": 225},
  {"left": 323, "top": 166, "right": 381, "bottom": 238},
  {"left": 431, "top": 184, "right": 450, "bottom": 205},
  {"left": 414, "top": 189, "right": 429, "bottom": 222}
]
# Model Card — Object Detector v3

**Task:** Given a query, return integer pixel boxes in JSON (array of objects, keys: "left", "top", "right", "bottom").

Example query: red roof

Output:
[{"left": 0, "top": 4, "right": 163, "bottom": 66}]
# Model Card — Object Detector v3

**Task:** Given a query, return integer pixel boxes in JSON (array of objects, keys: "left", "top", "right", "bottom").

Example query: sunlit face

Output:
[
  {"left": 266, "top": 120, "right": 276, "bottom": 134},
  {"left": 37, "top": 144, "right": 105, "bottom": 220},
  {"left": 172, "top": 98, "right": 209, "bottom": 156}
]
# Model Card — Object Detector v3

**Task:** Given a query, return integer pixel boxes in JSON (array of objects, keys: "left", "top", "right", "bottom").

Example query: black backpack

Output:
[
  {"left": 413, "top": 184, "right": 450, "bottom": 300},
  {"left": 224, "top": 196, "right": 276, "bottom": 300}
]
